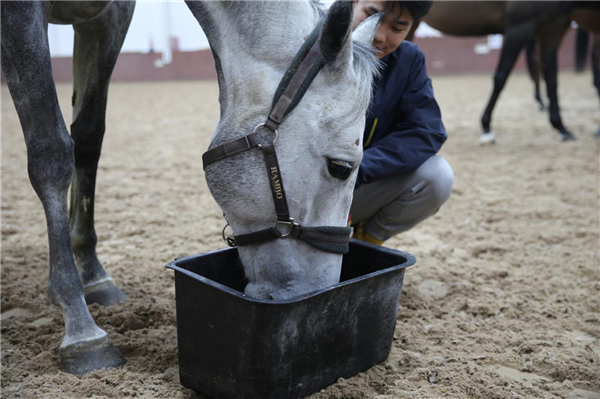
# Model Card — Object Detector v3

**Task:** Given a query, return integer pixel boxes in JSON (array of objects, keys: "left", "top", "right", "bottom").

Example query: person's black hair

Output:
[{"left": 384, "top": 1, "right": 433, "bottom": 21}]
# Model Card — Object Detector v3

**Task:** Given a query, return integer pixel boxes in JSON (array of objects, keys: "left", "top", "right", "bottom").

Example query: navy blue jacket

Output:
[{"left": 356, "top": 41, "right": 446, "bottom": 187}]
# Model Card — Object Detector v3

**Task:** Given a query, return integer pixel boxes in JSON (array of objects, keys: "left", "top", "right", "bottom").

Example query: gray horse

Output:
[{"left": 1, "top": 0, "right": 380, "bottom": 374}]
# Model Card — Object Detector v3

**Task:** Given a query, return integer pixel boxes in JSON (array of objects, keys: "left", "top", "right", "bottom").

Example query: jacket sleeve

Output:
[{"left": 356, "top": 50, "right": 447, "bottom": 187}]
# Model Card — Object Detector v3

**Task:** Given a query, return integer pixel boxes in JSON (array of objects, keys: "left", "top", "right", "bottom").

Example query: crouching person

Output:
[{"left": 350, "top": 0, "right": 453, "bottom": 245}]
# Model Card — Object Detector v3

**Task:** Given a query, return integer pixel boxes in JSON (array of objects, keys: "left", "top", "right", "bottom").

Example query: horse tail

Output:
[{"left": 575, "top": 27, "right": 589, "bottom": 73}]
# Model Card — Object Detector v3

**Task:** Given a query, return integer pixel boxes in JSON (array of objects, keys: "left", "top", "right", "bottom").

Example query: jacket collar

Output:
[{"left": 379, "top": 45, "right": 401, "bottom": 69}]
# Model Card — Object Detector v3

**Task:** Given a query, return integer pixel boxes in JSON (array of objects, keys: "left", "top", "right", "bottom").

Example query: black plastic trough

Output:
[{"left": 166, "top": 239, "right": 416, "bottom": 399}]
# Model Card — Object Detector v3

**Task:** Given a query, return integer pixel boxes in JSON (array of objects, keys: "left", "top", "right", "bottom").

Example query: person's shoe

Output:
[
  {"left": 352, "top": 222, "right": 385, "bottom": 246},
  {"left": 352, "top": 222, "right": 365, "bottom": 240},
  {"left": 360, "top": 232, "right": 385, "bottom": 246}
]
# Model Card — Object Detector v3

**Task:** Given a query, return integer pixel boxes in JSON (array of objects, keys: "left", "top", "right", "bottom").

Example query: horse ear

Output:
[
  {"left": 320, "top": 0, "right": 354, "bottom": 64},
  {"left": 352, "top": 12, "right": 382, "bottom": 45}
]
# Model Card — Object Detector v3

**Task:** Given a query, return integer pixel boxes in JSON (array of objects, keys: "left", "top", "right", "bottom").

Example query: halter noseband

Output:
[{"left": 202, "top": 19, "right": 351, "bottom": 255}]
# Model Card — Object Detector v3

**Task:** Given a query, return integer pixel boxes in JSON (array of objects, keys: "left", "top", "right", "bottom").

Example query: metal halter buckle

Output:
[
  {"left": 253, "top": 123, "right": 279, "bottom": 149},
  {"left": 221, "top": 223, "right": 236, "bottom": 247},
  {"left": 273, "top": 218, "right": 299, "bottom": 237}
]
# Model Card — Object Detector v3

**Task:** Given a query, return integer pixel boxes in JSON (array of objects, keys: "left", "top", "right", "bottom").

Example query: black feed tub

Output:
[{"left": 166, "top": 239, "right": 416, "bottom": 399}]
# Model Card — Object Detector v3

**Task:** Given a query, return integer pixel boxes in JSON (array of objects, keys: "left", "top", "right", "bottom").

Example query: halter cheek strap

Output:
[{"left": 202, "top": 19, "right": 351, "bottom": 255}]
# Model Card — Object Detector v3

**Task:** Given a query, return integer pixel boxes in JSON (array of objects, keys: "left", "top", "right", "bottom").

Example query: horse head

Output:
[{"left": 190, "top": 1, "right": 381, "bottom": 299}]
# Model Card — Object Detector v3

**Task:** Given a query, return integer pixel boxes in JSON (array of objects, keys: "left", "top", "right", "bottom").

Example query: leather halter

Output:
[{"left": 202, "top": 19, "right": 351, "bottom": 255}]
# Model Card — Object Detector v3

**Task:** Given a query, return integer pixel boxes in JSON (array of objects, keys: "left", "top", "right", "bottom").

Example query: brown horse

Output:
[
  {"left": 524, "top": 10, "right": 600, "bottom": 134},
  {"left": 572, "top": 10, "right": 600, "bottom": 94},
  {"left": 410, "top": 1, "right": 598, "bottom": 143},
  {"left": 572, "top": 10, "right": 600, "bottom": 135},
  {"left": 527, "top": 10, "right": 600, "bottom": 119}
]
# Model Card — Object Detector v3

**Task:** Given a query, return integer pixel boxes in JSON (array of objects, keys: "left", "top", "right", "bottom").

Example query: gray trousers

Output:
[{"left": 350, "top": 155, "right": 454, "bottom": 241}]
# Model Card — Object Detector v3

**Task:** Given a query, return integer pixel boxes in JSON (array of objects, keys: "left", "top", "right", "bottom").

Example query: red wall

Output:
[
  {"left": 47, "top": 50, "right": 218, "bottom": 83},
  {"left": 413, "top": 28, "right": 579, "bottom": 76},
  {"left": 1, "top": 28, "right": 585, "bottom": 84}
]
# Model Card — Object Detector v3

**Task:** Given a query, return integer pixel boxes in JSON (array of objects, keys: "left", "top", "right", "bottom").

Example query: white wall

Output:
[
  {"left": 48, "top": 1, "right": 441, "bottom": 58},
  {"left": 48, "top": 1, "right": 209, "bottom": 57}
]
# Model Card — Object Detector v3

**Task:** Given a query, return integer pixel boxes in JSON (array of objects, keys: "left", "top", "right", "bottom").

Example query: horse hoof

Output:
[
  {"left": 479, "top": 132, "right": 495, "bottom": 146},
  {"left": 559, "top": 132, "right": 576, "bottom": 142},
  {"left": 59, "top": 335, "right": 126, "bottom": 375},
  {"left": 84, "top": 278, "right": 128, "bottom": 307}
]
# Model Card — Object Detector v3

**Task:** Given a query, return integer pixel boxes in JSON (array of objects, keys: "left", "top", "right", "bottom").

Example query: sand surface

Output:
[{"left": 2, "top": 72, "right": 599, "bottom": 399}]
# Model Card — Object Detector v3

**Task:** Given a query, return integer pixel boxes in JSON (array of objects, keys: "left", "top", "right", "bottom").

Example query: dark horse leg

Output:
[
  {"left": 69, "top": 2, "right": 135, "bottom": 306},
  {"left": 592, "top": 34, "right": 600, "bottom": 136},
  {"left": 538, "top": 16, "right": 575, "bottom": 141},
  {"left": 1, "top": 1, "right": 125, "bottom": 373},
  {"left": 526, "top": 39, "right": 546, "bottom": 111},
  {"left": 480, "top": 23, "right": 534, "bottom": 144},
  {"left": 575, "top": 27, "right": 590, "bottom": 73}
]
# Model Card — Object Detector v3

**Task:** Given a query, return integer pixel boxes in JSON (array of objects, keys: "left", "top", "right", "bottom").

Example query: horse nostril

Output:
[{"left": 268, "top": 294, "right": 275, "bottom": 300}]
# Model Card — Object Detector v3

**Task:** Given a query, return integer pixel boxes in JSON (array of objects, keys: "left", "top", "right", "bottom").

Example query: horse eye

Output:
[{"left": 328, "top": 160, "right": 353, "bottom": 180}]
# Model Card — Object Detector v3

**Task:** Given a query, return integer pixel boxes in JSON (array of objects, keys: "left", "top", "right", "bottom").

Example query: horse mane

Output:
[
  {"left": 350, "top": 40, "right": 382, "bottom": 121},
  {"left": 313, "top": 1, "right": 381, "bottom": 119},
  {"left": 212, "top": 0, "right": 380, "bottom": 123},
  {"left": 312, "top": 1, "right": 327, "bottom": 17},
  {"left": 312, "top": 0, "right": 381, "bottom": 113}
]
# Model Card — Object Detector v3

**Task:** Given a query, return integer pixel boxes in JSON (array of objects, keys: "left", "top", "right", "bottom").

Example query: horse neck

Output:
[
  {"left": 219, "top": 2, "right": 320, "bottom": 59},
  {"left": 186, "top": 1, "right": 322, "bottom": 141}
]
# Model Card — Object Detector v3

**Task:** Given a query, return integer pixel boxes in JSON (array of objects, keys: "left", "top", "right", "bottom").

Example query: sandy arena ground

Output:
[{"left": 2, "top": 71, "right": 599, "bottom": 399}]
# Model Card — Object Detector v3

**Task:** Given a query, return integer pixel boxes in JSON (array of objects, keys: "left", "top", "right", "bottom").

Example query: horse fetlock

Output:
[
  {"left": 549, "top": 114, "right": 563, "bottom": 129},
  {"left": 60, "top": 296, "right": 108, "bottom": 345},
  {"left": 70, "top": 235, "right": 127, "bottom": 307},
  {"left": 75, "top": 252, "right": 109, "bottom": 284},
  {"left": 60, "top": 323, "right": 107, "bottom": 350},
  {"left": 84, "top": 277, "right": 128, "bottom": 307},
  {"left": 70, "top": 230, "right": 103, "bottom": 273},
  {"left": 47, "top": 283, "right": 112, "bottom": 355},
  {"left": 481, "top": 121, "right": 491, "bottom": 134}
]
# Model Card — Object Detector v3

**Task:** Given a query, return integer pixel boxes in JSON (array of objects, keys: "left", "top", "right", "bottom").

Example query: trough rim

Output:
[{"left": 165, "top": 239, "right": 416, "bottom": 305}]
